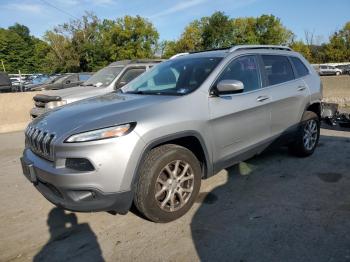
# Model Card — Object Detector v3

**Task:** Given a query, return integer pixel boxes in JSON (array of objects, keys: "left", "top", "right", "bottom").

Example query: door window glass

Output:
[
  {"left": 290, "top": 57, "right": 309, "bottom": 77},
  {"left": 216, "top": 55, "right": 261, "bottom": 92},
  {"left": 261, "top": 55, "right": 295, "bottom": 85}
]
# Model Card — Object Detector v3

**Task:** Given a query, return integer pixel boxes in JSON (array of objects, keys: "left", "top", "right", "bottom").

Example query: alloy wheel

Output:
[
  {"left": 303, "top": 119, "right": 318, "bottom": 151},
  {"left": 155, "top": 160, "right": 194, "bottom": 212}
]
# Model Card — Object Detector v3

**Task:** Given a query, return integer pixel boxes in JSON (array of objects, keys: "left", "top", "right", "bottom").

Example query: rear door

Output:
[
  {"left": 209, "top": 55, "right": 271, "bottom": 168},
  {"left": 260, "top": 54, "right": 309, "bottom": 137}
]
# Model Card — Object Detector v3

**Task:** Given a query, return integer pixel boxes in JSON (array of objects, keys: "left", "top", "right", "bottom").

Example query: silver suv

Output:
[
  {"left": 30, "top": 59, "right": 163, "bottom": 118},
  {"left": 318, "top": 64, "right": 342, "bottom": 76},
  {"left": 21, "top": 45, "right": 322, "bottom": 222}
]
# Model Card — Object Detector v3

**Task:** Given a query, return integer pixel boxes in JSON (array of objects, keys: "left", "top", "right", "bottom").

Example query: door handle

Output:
[
  {"left": 297, "top": 86, "right": 306, "bottom": 91},
  {"left": 256, "top": 96, "right": 270, "bottom": 102}
]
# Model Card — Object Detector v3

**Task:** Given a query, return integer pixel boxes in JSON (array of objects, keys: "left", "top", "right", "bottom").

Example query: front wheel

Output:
[
  {"left": 134, "top": 144, "right": 201, "bottom": 223},
  {"left": 289, "top": 111, "right": 320, "bottom": 157}
]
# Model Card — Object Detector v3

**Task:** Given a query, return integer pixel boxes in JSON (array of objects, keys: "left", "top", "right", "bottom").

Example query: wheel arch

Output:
[
  {"left": 305, "top": 102, "right": 321, "bottom": 119},
  {"left": 131, "top": 131, "right": 213, "bottom": 191}
]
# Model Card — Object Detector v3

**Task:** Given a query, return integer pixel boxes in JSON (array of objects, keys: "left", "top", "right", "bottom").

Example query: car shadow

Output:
[
  {"left": 191, "top": 134, "right": 350, "bottom": 262},
  {"left": 34, "top": 207, "right": 104, "bottom": 262}
]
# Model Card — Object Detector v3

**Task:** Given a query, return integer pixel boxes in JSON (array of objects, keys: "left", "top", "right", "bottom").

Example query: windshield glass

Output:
[
  {"left": 122, "top": 57, "right": 222, "bottom": 95},
  {"left": 82, "top": 66, "right": 123, "bottom": 87}
]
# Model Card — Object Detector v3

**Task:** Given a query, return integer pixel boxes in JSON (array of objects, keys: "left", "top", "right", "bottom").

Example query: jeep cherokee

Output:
[{"left": 21, "top": 45, "right": 322, "bottom": 222}]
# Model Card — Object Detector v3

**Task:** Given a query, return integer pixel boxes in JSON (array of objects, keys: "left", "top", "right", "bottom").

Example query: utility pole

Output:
[{"left": 1, "top": 60, "right": 5, "bottom": 72}]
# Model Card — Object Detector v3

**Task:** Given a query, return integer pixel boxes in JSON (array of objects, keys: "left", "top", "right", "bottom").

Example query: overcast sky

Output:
[{"left": 0, "top": 0, "right": 349, "bottom": 43}]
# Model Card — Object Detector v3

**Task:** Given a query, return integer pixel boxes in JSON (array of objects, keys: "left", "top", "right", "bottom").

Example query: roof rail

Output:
[{"left": 229, "top": 45, "right": 292, "bottom": 52}]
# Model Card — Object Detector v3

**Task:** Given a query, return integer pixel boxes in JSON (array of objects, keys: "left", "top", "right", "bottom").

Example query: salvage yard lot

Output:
[{"left": 1, "top": 129, "right": 350, "bottom": 262}]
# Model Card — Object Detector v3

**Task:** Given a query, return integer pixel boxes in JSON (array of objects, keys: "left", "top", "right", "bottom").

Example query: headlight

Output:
[
  {"left": 65, "top": 123, "right": 135, "bottom": 143},
  {"left": 45, "top": 100, "right": 67, "bottom": 109}
]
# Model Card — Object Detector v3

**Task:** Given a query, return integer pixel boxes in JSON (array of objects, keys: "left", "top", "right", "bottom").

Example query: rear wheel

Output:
[
  {"left": 289, "top": 111, "right": 320, "bottom": 157},
  {"left": 134, "top": 144, "right": 201, "bottom": 223}
]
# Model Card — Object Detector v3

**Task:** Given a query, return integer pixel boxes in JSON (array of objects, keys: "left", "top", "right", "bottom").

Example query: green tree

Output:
[
  {"left": 162, "top": 12, "right": 294, "bottom": 58},
  {"left": 323, "top": 22, "right": 350, "bottom": 62},
  {"left": 103, "top": 15, "right": 159, "bottom": 61},
  {"left": 202, "top": 12, "right": 233, "bottom": 49},
  {"left": 43, "top": 13, "right": 159, "bottom": 72},
  {"left": 255, "top": 15, "right": 294, "bottom": 45},
  {"left": 290, "top": 41, "right": 312, "bottom": 61}
]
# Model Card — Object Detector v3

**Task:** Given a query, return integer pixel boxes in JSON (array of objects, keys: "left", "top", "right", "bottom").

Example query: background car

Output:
[
  {"left": 30, "top": 59, "right": 163, "bottom": 118},
  {"left": 319, "top": 65, "right": 342, "bottom": 76},
  {"left": 336, "top": 64, "right": 350, "bottom": 75},
  {"left": 0, "top": 72, "right": 12, "bottom": 93},
  {"left": 30, "top": 73, "right": 93, "bottom": 91}
]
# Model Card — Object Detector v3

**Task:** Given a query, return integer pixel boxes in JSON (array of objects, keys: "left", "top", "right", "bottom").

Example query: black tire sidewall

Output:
[
  {"left": 297, "top": 113, "right": 320, "bottom": 156},
  {"left": 137, "top": 145, "right": 201, "bottom": 222}
]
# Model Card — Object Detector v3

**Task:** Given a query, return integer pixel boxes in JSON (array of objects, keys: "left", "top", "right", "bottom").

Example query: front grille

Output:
[{"left": 25, "top": 126, "right": 55, "bottom": 161}]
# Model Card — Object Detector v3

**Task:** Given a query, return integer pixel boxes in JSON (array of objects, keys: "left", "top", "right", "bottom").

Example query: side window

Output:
[
  {"left": 79, "top": 74, "right": 91, "bottom": 81},
  {"left": 216, "top": 55, "right": 261, "bottom": 92},
  {"left": 65, "top": 75, "right": 77, "bottom": 84},
  {"left": 118, "top": 68, "right": 146, "bottom": 86},
  {"left": 261, "top": 55, "right": 295, "bottom": 86},
  {"left": 290, "top": 57, "right": 309, "bottom": 78}
]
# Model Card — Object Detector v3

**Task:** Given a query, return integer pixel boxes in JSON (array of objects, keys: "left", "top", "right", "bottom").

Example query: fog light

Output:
[
  {"left": 67, "top": 190, "right": 94, "bottom": 202},
  {"left": 66, "top": 158, "right": 94, "bottom": 171}
]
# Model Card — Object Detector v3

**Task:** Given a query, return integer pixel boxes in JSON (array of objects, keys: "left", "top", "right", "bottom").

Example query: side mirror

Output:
[
  {"left": 65, "top": 80, "right": 71, "bottom": 85},
  {"left": 216, "top": 80, "right": 244, "bottom": 94}
]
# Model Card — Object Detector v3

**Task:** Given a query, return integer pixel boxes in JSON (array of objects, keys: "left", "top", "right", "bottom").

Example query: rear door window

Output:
[
  {"left": 290, "top": 57, "right": 309, "bottom": 78},
  {"left": 261, "top": 55, "right": 295, "bottom": 86}
]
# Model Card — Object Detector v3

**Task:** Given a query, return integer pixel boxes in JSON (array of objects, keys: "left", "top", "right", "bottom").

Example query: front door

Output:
[{"left": 208, "top": 55, "right": 271, "bottom": 169}]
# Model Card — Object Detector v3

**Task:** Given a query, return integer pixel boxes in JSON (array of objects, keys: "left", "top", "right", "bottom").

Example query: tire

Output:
[
  {"left": 134, "top": 144, "right": 201, "bottom": 223},
  {"left": 336, "top": 71, "right": 340, "bottom": 76},
  {"left": 289, "top": 111, "right": 320, "bottom": 157}
]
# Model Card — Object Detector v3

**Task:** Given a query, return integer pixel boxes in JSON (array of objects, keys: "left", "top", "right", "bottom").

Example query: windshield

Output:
[
  {"left": 82, "top": 66, "right": 123, "bottom": 87},
  {"left": 122, "top": 57, "right": 222, "bottom": 95}
]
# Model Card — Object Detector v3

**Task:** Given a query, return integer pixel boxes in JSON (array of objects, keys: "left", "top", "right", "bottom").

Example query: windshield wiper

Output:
[{"left": 125, "top": 90, "right": 151, "bottom": 95}]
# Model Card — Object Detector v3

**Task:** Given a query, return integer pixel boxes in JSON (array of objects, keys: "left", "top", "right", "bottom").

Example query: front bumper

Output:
[
  {"left": 20, "top": 131, "right": 145, "bottom": 213},
  {"left": 21, "top": 155, "right": 133, "bottom": 213},
  {"left": 21, "top": 157, "right": 133, "bottom": 214}
]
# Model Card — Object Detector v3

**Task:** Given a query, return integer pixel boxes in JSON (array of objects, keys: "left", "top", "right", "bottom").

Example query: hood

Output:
[
  {"left": 31, "top": 92, "right": 179, "bottom": 140},
  {"left": 39, "top": 85, "right": 107, "bottom": 103}
]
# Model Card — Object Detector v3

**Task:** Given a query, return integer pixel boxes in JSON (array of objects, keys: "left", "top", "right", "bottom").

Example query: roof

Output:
[{"left": 109, "top": 59, "right": 165, "bottom": 67}]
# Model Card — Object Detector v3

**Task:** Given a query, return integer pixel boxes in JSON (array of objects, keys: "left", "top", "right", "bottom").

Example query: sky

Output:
[{"left": 0, "top": 0, "right": 349, "bottom": 43}]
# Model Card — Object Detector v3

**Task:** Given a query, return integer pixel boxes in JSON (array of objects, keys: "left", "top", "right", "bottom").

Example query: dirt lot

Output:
[{"left": 0, "top": 128, "right": 350, "bottom": 262}]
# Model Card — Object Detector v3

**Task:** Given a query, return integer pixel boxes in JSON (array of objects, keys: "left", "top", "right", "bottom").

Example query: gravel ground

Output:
[{"left": 0, "top": 128, "right": 349, "bottom": 262}]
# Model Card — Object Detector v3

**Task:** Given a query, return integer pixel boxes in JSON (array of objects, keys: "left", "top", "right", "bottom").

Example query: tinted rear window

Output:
[
  {"left": 290, "top": 57, "right": 309, "bottom": 77},
  {"left": 261, "top": 55, "right": 295, "bottom": 86}
]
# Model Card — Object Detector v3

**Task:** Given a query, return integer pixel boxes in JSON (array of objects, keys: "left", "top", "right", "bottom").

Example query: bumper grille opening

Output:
[{"left": 66, "top": 158, "right": 95, "bottom": 171}]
